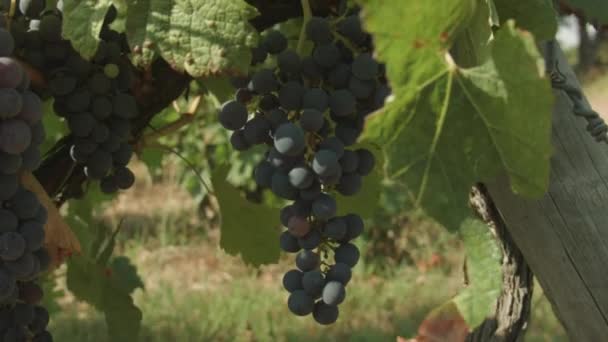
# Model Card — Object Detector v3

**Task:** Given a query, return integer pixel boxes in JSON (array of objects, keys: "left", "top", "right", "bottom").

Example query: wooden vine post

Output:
[{"left": 487, "top": 44, "right": 608, "bottom": 340}]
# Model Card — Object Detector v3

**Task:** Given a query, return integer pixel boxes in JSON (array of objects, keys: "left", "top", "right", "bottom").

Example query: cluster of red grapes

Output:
[
  {"left": 10, "top": 1, "right": 137, "bottom": 195},
  {"left": 219, "top": 11, "right": 389, "bottom": 324},
  {"left": 0, "top": 8, "right": 53, "bottom": 342}
]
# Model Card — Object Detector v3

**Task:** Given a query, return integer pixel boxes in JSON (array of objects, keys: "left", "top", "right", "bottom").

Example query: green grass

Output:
[
  {"left": 46, "top": 163, "right": 569, "bottom": 341},
  {"left": 49, "top": 243, "right": 462, "bottom": 342},
  {"left": 47, "top": 241, "right": 567, "bottom": 342}
]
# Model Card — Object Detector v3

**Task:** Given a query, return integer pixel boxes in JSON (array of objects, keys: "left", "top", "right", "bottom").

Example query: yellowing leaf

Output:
[{"left": 21, "top": 172, "right": 81, "bottom": 268}]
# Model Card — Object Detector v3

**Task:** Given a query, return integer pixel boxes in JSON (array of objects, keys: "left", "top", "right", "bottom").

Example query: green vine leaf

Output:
[
  {"left": 212, "top": 165, "right": 281, "bottom": 267},
  {"left": 67, "top": 256, "right": 143, "bottom": 342},
  {"left": 124, "top": 0, "right": 259, "bottom": 77},
  {"left": 62, "top": 0, "right": 112, "bottom": 59},
  {"left": 493, "top": 0, "right": 558, "bottom": 41},
  {"left": 360, "top": 0, "right": 553, "bottom": 230},
  {"left": 453, "top": 217, "right": 502, "bottom": 327},
  {"left": 563, "top": 0, "right": 608, "bottom": 24}
]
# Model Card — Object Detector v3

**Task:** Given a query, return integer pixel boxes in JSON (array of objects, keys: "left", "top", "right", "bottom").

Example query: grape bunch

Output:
[
  {"left": 10, "top": 2, "right": 137, "bottom": 195},
  {"left": 0, "top": 15, "right": 53, "bottom": 342},
  {"left": 219, "top": 12, "right": 388, "bottom": 325}
]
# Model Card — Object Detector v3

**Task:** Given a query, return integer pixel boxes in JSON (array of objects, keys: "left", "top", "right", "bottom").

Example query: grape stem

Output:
[
  {"left": 140, "top": 95, "right": 202, "bottom": 145},
  {"left": 296, "top": 0, "right": 312, "bottom": 54},
  {"left": 145, "top": 141, "right": 214, "bottom": 195}
]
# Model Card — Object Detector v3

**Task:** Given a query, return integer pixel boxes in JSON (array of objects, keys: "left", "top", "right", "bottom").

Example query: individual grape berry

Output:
[
  {"left": 254, "top": 160, "right": 274, "bottom": 188},
  {"left": 283, "top": 269, "right": 304, "bottom": 292},
  {"left": 335, "top": 124, "right": 360, "bottom": 146},
  {"left": 219, "top": 100, "right": 248, "bottom": 131},
  {"left": 0, "top": 232, "right": 26, "bottom": 261},
  {"left": 0, "top": 58, "right": 23, "bottom": 89},
  {"left": 18, "top": 221, "right": 44, "bottom": 252},
  {"left": 374, "top": 84, "right": 391, "bottom": 109},
  {"left": 9, "top": 188, "right": 40, "bottom": 220},
  {"left": 295, "top": 250, "right": 320, "bottom": 271},
  {"left": 313, "top": 302, "right": 339, "bottom": 325},
  {"left": 311, "top": 194, "right": 337, "bottom": 221},
  {"left": 322, "top": 281, "right": 346, "bottom": 306},
  {"left": 0, "top": 269, "right": 15, "bottom": 301},
  {"left": 258, "top": 94, "right": 279, "bottom": 112},
  {"left": 352, "top": 53, "right": 379, "bottom": 81},
  {"left": 280, "top": 231, "right": 301, "bottom": 253},
  {"left": 328, "top": 63, "right": 351, "bottom": 89},
  {"left": 356, "top": 148, "right": 375, "bottom": 175},
  {"left": 326, "top": 263, "right": 352, "bottom": 285},
  {"left": 5, "top": 253, "right": 35, "bottom": 278},
  {"left": 104, "top": 63, "right": 120, "bottom": 79},
  {"left": 0, "top": 28, "right": 15, "bottom": 56},
  {"left": 249, "top": 68, "right": 279, "bottom": 94},
  {"left": 299, "top": 181, "right": 321, "bottom": 201},
  {"left": 302, "top": 88, "right": 328, "bottom": 112},
  {"left": 343, "top": 213, "right": 364, "bottom": 241},
  {"left": 313, "top": 43, "right": 341, "bottom": 69},
  {"left": 329, "top": 89, "right": 356, "bottom": 117},
  {"left": 91, "top": 122, "right": 110, "bottom": 143},
  {"left": 243, "top": 116, "right": 271, "bottom": 145},
  {"left": 267, "top": 108, "right": 288, "bottom": 130},
  {"left": 113, "top": 143, "right": 133, "bottom": 166},
  {"left": 251, "top": 46, "right": 268, "bottom": 65},
  {"left": 0, "top": 209, "right": 18, "bottom": 233},
  {"left": 29, "top": 306, "right": 50, "bottom": 334},
  {"left": 0, "top": 174, "right": 18, "bottom": 201},
  {"left": 39, "top": 13, "right": 62, "bottom": 42},
  {"left": 323, "top": 218, "right": 347, "bottom": 240},
  {"left": 278, "top": 81, "right": 304, "bottom": 111},
  {"left": 349, "top": 77, "right": 376, "bottom": 99},
  {"left": 13, "top": 303, "right": 35, "bottom": 325},
  {"left": 274, "top": 123, "right": 305, "bottom": 156},
  {"left": 312, "top": 150, "right": 339, "bottom": 177},
  {"left": 263, "top": 30, "right": 288, "bottom": 54},
  {"left": 306, "top": 17, "right": 333, "bottom": 45},
  {"left": 0, "top": 152, "right": 22, "bottom": 174},
  {"left": 288, "top": 166, "right": 314, "bottom": 189},
  {"left": 68, "top": 113, "right": 96, "bottom": 138},
  {"left": 338, "top": 15, "right": 367, "bottom": 45},
  {"left": 84, "top": 150, "right": 113, "bottom": 179},
  {"left": 299, "top": 109, "right": 324, "bottom": 132},
  {"left": 298, "top": 229, "right": 322, "bottom": 250},
  {"left": 0, "top": 89, "right": 24, "bottom": 119},
  {"left": 267, "top": 148, "right": 298, "bottom": 170},
  {"left": 271, "top": 171, "right": 299, "bottom": 200},
  {"left": 114, "top": 166, "right": 135, "bottom": 189},
  {"left": 19, "top": 282, "right": 43, "bottom": 305},
  {"left": 278, "top": 50, "right": 301, "bottom": 74},
  {"left": 301, "top": 57, "right": 322, "bottom": 83},
  {"left": 17, "top": 91, "right": 42, "bottom": 125},
  {"left": 112, "top": 93, "right": 138, "bottom": 119},
  {"left": 302, "top": 270, "right": 325, "bottom": 297},
  {"left": 92, "top": 96, "right": 113, "bottom": 120},
  {"left": 319, "top": 137, "right": 344, "bottom": 159},
  {"left": 287, "top": 290, "right": 314, "bottom": 316},
  {"left": 335, "top": 243, "right": 360, "bottom": 267}
]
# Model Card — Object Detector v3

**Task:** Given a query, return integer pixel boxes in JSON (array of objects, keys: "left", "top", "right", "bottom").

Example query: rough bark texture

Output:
[
  {"left": 466, "top": 185, "right": 534, "bottom": 342},
  {"left": 486, "top": 44, "right": 608, "bottom": 340}
]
